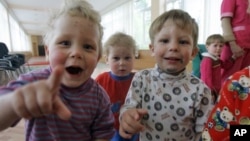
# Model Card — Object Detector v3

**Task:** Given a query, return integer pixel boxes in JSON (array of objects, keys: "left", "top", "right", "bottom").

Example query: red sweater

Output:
[
  {"left": 200, "top": 53, "right": 233, "bottom": 93},
  {"left": 95, "top": 72, "right": 135, "bottom": 130}
]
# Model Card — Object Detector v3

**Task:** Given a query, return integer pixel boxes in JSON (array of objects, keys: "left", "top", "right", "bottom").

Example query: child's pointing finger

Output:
[
  {"left": 47, "top": 65, "right": 72, "bottom": 120},
  {"left": 47, "top": 65, "right": 64, "bottom": 94}
]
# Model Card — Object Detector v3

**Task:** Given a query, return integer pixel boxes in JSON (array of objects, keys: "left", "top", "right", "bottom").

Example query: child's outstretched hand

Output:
[
  {"left": 11, "top": 65, "right": 71, "bottom": 120},
  {"left": 119, "top": 108, "right": 148, "bottom": 139}
]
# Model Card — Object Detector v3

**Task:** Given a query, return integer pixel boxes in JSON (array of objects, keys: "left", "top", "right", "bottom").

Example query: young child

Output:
[
  {"left": 202, "top": 66, "right": 250, "bottom": 140},
  {"left": 220, "top": 0, "right": 250, "bottom": 83},
  {"left": 95, "top": 32, "right": 138, "bottom": 141},
  {"left": 119, "top": 9, "right": 213, "bottom": 141},
  {"left": 200, "top": 34, "right": 235, "bottom": 103},
  {"left": 0, "top": 0, "right": 115, "bottom": 140}
]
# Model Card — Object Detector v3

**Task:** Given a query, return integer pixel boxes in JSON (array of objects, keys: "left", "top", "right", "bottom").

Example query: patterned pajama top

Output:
[{"left": 120, "top": 66, "right": 213, "bottom": 141}]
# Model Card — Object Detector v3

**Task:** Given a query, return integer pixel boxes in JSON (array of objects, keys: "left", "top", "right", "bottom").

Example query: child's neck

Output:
[{"left": 109, "top": 71, "right": 132, "bottom": 81}]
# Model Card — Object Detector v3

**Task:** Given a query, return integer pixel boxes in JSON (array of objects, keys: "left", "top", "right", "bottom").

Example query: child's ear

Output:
[
  {"left": 149, "top": 44, "right": 155, "bottom": 57},
  {"left": 44, "top": 45, "right": 49, "bottom": 61},
  {"left": 191, "top": 46, "right": 198, "bottom": 59},
  {"left": 104, "top": 55, "right": 109, "bottom": 64}
]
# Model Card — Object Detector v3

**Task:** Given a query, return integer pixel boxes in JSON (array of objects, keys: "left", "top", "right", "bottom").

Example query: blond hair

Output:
[
  {"left": 103, "top": 32, "right": 137, "bottom": 56},
  {"left": 43, "top": 0, "right": 103, "bottom": 58},
  {"left": 149, "top": 9, "right": 199, "bottom": 49},
  {"left": 206, "top": 34, "right": 225, "bottom": 46}
]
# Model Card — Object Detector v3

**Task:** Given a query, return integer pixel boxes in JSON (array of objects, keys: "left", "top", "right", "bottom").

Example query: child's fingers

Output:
[
  {"left": 23, "top": 86, "right": 43, "bottom": 117},
  {"left": 12, "top": 88, "right": 33, "bottom": 119},
  {"left": 135, "top": 109, "right": 148, "bottom": 121},
  {"left": 47, "top": 65, "right": 71, "bottom": 120},
  {"left": 119, "top": 127, "right": 133, "bottom": 139},
  {"left": 53, "top": 96, "right": 71, "bottom": 120},
  {"left": 47, "top": 65, "right": 64, "bottom": 94},
  {"left": 120, "top": 108, "right": 147, "bottom": 136}
]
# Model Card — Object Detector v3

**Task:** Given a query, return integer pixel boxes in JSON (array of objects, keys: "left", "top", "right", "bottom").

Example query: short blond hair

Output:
[
  {"left": 149, "top": 9, "right": 199, "bottom": 49},
  {"left": 103, "top": 32, "right": 137, "bottom": 56},
  {"left": 206, "top": 34, "right": 225, "bottom": 46},
  {"left": 43, "top": 0, "right": 103, "bottom": 58}
]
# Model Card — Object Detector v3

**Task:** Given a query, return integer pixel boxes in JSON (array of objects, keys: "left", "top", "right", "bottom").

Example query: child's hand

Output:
[
  {"left": 119, "top": 108, "right": 148, "bottom": 139},
  {"left": 11, "top": 65, "right": 71, "bottom": 120}
]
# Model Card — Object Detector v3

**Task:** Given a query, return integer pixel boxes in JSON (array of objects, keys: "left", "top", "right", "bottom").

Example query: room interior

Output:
[{"left": 0, "top": 0, "right": 213, "bottom": 140}]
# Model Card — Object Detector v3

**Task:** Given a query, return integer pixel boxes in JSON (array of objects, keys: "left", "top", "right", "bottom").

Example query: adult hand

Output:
[
  {"left": 229, "top": 41, "right": 244, "bottom": 58},
  {"left": 11, "top": 65, "right": 71, "bottom": 120}
]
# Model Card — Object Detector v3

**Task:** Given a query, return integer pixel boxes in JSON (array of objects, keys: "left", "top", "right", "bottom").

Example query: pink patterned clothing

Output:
[
  {"left": 221, "top": 0, "right": 250, "bottom": 83},
  {"left": 202, "top": 66, "right": 250, "bottom": 141}
]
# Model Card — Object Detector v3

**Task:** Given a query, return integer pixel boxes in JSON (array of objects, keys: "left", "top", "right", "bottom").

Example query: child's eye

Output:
[
  {"left": 113, "top": 57, "right": 120, "bottom": 61},
  {"left": 179, "top": 40, "right": 189, "bottom": 45},
  {"left": 59, "top": 41, "right": 71, "bottom": 46},
  {"left": 125, "top": 56, "right": 131, "bottom": 60},
  {"left": 160, "top": 39, "right": 169, "bottom": 43},
  {"left": 83, "top": 44, "right": 94, "bottom": 50}
]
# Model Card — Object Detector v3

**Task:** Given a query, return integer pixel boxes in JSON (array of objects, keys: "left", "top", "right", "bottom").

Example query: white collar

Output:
[{"left": 201, "top": 52, "right": 219, "bottom": 61}]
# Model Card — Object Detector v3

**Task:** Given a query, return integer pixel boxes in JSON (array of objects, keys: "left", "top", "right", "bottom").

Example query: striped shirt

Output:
[{"left": 0, "top": 67, "right": 115, "bottom": 141}]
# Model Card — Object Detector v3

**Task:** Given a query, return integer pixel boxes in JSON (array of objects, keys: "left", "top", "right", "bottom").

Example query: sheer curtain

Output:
[
  {"left": 102, "top": 2, "right": 133, "bottom": 43},
  {"left": 0, "top": 1, "right": 31, "bottom": 52},
  {"left": 0, "top": 3, "right": 11, "bottom": 49},
  {"left": 165, "top": 0, "right": 223, "bottom": 44},
  {"left": 101, "top": 0, "right": 151, "bottom": 49}
]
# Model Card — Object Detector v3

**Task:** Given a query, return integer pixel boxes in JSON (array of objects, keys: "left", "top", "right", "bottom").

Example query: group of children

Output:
[{"left": 0, "top": 0, "right": 249, "bottom": 141}]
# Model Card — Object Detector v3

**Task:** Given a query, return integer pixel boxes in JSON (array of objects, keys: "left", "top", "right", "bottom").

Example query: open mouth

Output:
[
  {"left": 165, "top": 57, "right": 180, "bottom": 61},
  {"left": 66, "top": 66, "right": 83, "bottom": 75}
]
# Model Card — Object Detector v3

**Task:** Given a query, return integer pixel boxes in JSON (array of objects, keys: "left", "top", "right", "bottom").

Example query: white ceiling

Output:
[{"left": 2, "top": 0, "right": 119, "bottom": 36}]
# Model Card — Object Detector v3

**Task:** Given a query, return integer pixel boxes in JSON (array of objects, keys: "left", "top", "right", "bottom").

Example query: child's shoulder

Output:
[
  {"left": 95, "top": 71, "right": 110, "bottom": 80},
  {"left": 188, "top": 73, "right": 209, "bottom": 86},
  {"left": 19, "top": 67, "right": 51, "bottom": 81}
]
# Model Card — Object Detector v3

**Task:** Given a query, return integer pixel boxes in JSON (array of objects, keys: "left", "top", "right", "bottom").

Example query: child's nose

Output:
[
  {"left": 70, "top": 47, "right": 83, "bottom": 58},
  {"left": 168, "top": 41, "right": 178, "bottom": 51},
  {"left": 119, "top": 59, "right": 125, "bottom": 65}
]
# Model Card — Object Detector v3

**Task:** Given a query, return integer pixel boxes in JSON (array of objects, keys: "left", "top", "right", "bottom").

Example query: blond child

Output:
[
  {"left": 95, "top": 32, "right": 138, "bottom": 141},
  {"left": 0, "top": 0, "right": 114, "bottom": 140},
  {"left": 119, "top": 9, "right": 213, "bottom": 141}
]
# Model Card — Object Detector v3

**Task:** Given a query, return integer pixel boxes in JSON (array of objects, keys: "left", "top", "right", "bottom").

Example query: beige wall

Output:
[
  {"left": 30, "top": 35, "right": 43, "bottom": 57},
  {"left": 100, "top": 50, "right": 193, "bottom": 73},
  {"left": 151, "top": 0, "right": 165, "bottom": 21}
]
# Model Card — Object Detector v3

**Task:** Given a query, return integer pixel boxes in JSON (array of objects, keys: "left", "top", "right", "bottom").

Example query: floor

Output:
[
  {"left": 0, "top": 120, "right": 25, "bottom": 141},
  {"left": 0, "top": 57, "right": 110, "bottom": 141}
]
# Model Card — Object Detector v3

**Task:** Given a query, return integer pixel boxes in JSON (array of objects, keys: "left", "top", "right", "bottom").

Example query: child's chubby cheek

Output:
[{"left": 49, "top": 52, "right": 67, "bottom": 67}]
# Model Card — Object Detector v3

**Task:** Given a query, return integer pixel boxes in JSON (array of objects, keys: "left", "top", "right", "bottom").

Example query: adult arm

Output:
[{"left": 221, "top": 18, "right": 244, "bottom": 58}]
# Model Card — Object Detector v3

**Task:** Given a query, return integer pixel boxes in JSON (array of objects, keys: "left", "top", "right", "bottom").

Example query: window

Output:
[
  {"left": 0, "top": 1, "right": 31, "bottom": 52},
  {"left": 165, "top": 0, "right": 222, "bottom": 44},
  {"left": 101, "top": 0, "right": 151, "bottom": 50},
  {"left": 133, "top": 0, "right": 151, "bottom": 49},
  {"left": 0, "top": 3, "right": 11, "bottom": 49}
]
